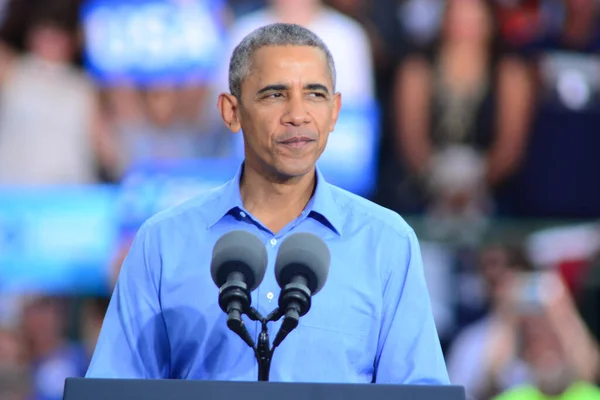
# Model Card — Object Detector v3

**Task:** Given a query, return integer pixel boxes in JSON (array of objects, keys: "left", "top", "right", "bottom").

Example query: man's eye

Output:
[
  {"left": 308, "top": 92, "right": 326, "bottom": 98},
  {"left": 266, "top": 93, "right": 283, "bottom": 98}
]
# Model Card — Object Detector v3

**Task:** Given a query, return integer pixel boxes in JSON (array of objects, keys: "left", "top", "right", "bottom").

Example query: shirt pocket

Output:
[
  {"left": 298, "top": 287, "right": 378, "bottom": 337},
  {"left": 279, "top": 285, "right": 380, "bottom": 380},
  {"left": 292, "top": 309, "right": 377, "bottom": 379}
]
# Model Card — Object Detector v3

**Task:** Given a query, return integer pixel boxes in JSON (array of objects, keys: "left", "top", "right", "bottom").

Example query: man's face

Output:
[
  {"left": 520, "top": 314, "right": 573, "bottom": 394},
  {"left": 232, "top": 45, "right": 341, "bottom": 180},
  {"left": 28, "top": 24, "right": 74, "bottom": 64}
]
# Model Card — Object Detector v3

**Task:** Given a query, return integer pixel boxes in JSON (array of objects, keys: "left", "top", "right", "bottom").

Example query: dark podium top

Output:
[{"left": 63, "top": 378, "right": 465, "bottom": 400}]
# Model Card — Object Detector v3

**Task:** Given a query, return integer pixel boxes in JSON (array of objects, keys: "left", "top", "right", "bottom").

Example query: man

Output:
[{"left": 86, "top": 23, "right": 449, "bottom": 384}]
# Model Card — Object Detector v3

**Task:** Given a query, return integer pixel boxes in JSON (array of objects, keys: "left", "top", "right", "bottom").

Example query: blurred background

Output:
[{"left": 0, "top": 0, "right": 599, "bottom": 399}]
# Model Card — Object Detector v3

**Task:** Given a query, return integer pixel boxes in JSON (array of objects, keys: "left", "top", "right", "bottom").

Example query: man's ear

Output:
[
  {"left": 328, "top": 92, "right": 342, "bottom": 132},
  {"left": 218, "top": 93, "right": 242, "bottom": 133}
]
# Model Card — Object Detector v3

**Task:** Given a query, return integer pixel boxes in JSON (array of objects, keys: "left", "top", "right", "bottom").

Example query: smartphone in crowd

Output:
[{"left": 513, "top": 271, "right": 564, "bottom": 313}]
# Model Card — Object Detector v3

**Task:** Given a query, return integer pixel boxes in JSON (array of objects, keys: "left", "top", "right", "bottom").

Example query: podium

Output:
[{"left": 63, "top": 378, "right": 466, "bottom": 400}]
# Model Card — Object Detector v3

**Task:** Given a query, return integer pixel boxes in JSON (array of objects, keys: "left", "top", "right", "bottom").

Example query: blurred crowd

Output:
[{"left": 0, "top": 0, "right": 599, "bottom": 399}]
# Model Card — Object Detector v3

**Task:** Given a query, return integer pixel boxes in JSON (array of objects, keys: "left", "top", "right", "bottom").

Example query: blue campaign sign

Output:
[
  {"left": 81, "top": 0, "right": 227, "bottom": 85},
  {"left": 0, "top": 186, "right": 120, "bottom": 295}
]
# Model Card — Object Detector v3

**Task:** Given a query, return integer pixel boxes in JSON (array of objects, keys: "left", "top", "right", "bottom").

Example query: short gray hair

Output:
[{"left": 229, "top": 23, "right": 336, "bottom": 100}]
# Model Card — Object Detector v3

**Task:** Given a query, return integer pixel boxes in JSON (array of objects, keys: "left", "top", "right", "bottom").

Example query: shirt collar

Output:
[{"left": 207, "top": 163, "right": 343, "bottom": 236}]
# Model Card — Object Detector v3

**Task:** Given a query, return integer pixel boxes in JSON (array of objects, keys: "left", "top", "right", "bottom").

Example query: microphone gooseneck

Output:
[{"left": 272, "top": 274, "right": 311, "bottom": 347}]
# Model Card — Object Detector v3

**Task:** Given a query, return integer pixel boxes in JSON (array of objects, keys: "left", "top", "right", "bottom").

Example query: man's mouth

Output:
[{"left": 279, "top": 136, "right": 315, "bottom": 148}]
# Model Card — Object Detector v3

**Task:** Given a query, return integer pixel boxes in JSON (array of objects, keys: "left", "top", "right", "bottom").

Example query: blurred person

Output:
[
  {"left": 448, "top": 245, "right": 600, "bottom": 399},
  {"left": 393, "top": 0, "right": 533, "bottom": 234},
  {"left": 0, "top": 328, "right": 22, "bottom": 366},
  {"left": 103, "top": 82, "right": 237, "bottom": 281},
  {"left": 0, "top": 295, "right": 25, "bottom": 368},
  {"left": 493, "top": 304, "right": 600, "bottom": 399},
  {"left": 447, "top": 245, "right": 536, "bottom": 399},
  {"left": 497, "top": 0, "right": 600, "bottom": 218},
  {"left": 0, "top": 1, "right": 114, "bottom": 185},
  {"left": 21, "top": 297, "right": 88, "bottom": 400},
  {"left": 104, "top": 82, "right": 233, "bottom": 179},
  {"left": 79, "top": 297, "right": 109, "bottom": 359},
  {"left": 0, "top": 365, "right": 31, "bottom": 400},
  {"left": 319, "top": 0, "right": 429, "bottom": 214}
]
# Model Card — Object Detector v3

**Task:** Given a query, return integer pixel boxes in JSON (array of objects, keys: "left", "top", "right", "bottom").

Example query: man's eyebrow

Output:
[
  {"left": 305, "top": 83, "right": 330, "bottom": 94},
  {"left": 256, "top": 83, "right": 331, "bottom": 95},
  {"left": 256, "top": 84, "right": 289, "bottom": 95}
]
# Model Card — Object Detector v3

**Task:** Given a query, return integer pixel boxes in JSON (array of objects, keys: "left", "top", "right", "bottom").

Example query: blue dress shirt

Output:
[{"left": 86, "top": 165, "right": 449, "bottom": 384}]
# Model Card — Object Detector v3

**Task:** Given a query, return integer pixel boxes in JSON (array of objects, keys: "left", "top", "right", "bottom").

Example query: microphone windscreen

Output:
[
  {"left": 275, "top": 232, "right": 330, "bottom": 295},
  {"left": 211, "top": 230, "right": 268, "bottom": 291}
]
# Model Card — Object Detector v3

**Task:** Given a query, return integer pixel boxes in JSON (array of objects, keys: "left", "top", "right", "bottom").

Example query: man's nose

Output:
[{"left": 282, "top": 93, "right": 310, "bottom": 126}]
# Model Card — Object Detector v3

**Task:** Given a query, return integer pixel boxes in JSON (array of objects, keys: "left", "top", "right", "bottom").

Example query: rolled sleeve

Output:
[{"left": 374, "top": 229, "right": 450, "bottom": 384}]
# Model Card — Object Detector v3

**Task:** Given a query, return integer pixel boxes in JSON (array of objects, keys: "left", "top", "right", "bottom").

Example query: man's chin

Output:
[{"left": 272, "top": 161, "right": 316, "bottom": 182}]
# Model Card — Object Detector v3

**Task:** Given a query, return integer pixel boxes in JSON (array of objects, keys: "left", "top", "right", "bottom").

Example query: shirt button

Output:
[
  {"left": 267, "top": 292, "right": 274, "bottom": 301},
  {"left": 240, "top": 211, "right": 246, "bottom": 218},
  {"left": 270, "top": 238, "right": 277, "bottom": 246}
]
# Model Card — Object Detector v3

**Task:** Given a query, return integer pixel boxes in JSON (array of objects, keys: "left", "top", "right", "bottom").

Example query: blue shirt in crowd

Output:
[{"left": 86, "top": 164, "right": 449, "bottom": 384}]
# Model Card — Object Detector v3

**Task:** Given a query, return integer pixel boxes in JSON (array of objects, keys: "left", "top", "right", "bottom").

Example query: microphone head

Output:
[
  {"left": 211, "top": 230, "right": 268, "bottom": 291},
  {"left": 275, "top": 232, "right": 330, "bottom": 295}
]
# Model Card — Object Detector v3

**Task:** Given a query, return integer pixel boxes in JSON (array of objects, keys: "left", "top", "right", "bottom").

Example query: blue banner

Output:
[
  {"left": 0, "top": 186, "right": 119, "bottom": 294},
  {"left": 81, "top": 0, "right": 227, "bottom": 85}
]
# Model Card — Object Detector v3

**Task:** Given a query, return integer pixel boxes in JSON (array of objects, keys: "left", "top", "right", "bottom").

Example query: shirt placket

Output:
[{"left": 245, "top": 210, "right": 309, "bottom": 348}]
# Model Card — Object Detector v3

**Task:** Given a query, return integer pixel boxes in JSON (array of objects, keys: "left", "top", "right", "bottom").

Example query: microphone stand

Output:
[
  {"left": 223, "top": 280, "right": 310, "bottom": 381},
  {"left": 257, "top": 319, "right": 271, "bottom": 381},
  {"left": 232, "top": 307, "right": 297, "bottom": 382},
  {"left": 247, "top": 307, "right": 272, "bottom": 381}
]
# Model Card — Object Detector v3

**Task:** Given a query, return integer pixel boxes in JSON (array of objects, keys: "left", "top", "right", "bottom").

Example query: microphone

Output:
[
  {"left": 211, "top": 230, "right": 268, "bottom": 349},
  {"left": 272, "top": 232, "right": 330, "bottom": 347}
]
